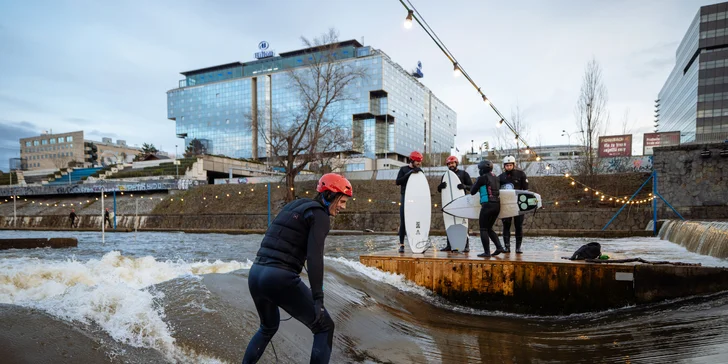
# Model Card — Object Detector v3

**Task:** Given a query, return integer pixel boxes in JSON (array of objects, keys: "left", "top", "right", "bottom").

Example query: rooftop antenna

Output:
[{"left": 361, "top": 36, "right": 364, "bottom": 45}]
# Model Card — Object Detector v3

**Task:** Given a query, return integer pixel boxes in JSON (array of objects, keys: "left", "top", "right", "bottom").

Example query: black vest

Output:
[{"left": 255, "top": 198, "right": 326, "bottom": 274}]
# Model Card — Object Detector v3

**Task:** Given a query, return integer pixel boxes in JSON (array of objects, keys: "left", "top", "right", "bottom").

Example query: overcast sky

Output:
[{"left": 0, "top": 0, "right": 717, "bottom": 171}]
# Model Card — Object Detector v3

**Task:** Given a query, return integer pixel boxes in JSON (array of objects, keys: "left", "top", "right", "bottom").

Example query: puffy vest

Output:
[{"left": 255, "top": 198, "right": 326, "bottom": 274}]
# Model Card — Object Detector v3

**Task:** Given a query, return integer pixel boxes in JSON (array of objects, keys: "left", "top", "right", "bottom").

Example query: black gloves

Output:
[
  {"left": 457, "top": 183, "right": 465, "bottom": 190},
  {"left": 312, "top": 298, "right": 325, "bottom": 327},
  {"left": 437, "top": 181, "right": 447, "bottom": 192}
]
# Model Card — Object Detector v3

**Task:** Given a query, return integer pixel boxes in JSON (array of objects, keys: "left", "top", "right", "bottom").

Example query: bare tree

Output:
[
  {"left": 52, "top": 155, "right": 72, "bottom": 170},
  {"left": 257, "top": 29, "right": 366, "bottom": 201},
  {"left": 620, "top": 108, "right": 632, "bottom": 135},
  {"left": 574, "top": 58, "right": 609, "bottom": 176}
]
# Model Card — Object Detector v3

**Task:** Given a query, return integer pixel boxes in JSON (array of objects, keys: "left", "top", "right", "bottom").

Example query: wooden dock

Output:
[
  {"left": 359, "top": 250, "right": 728, "bottom": 314},
  {"left": 0, "top": 238, "right": 78, "bottom": 250}
]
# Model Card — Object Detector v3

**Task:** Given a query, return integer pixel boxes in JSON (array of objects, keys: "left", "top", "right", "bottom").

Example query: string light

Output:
[
  {"left": 403, "top": 9, "right": 414, "bottom": 28},
  {"left": 398, "top": 0, "right": 546, "bottom": 163}
]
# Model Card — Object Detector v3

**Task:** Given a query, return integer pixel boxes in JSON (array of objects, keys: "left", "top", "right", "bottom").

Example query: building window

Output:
[
  {"left": 50, "top": 138, "right": 56, "bottom": 144},
  {"left": 24, "top": 141, "right": 31, "bottom": 147},
  {"left": 67, "top": 136, "right": 73, "bottom": 142},
  {"left": 42, "top": 139, "right": 48, "bottom": 145},
  {"left": 58, "top": 137, "right": 65, "bottom": 143},
  {"left": 33, "top": 140, "right": 39, "bottom": 146}
]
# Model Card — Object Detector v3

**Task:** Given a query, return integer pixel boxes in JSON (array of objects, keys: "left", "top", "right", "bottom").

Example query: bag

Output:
[{"left": 569, "top": 242, "right": 601, "bottom": 260}]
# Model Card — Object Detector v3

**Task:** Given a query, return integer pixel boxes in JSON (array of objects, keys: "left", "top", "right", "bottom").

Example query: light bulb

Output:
[
  {"left": 404, "top": 10, "right": 413, "bottom": 29},
  {"left": 453, "top": 63, "right": 461, "bottom": 77}
]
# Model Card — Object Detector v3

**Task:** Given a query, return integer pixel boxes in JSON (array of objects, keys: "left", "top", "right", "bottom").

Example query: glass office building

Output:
[
  {"left": 658, "top": 1, "right": 728, "bottom": 143},
  {"left": 167, "top": 40, "right": 456, "bottom": 167}
]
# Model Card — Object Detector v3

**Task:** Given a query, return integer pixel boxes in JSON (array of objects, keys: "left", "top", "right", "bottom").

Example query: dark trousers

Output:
[
  {"left": 104, "top": 217, "right": 111, "bottom": 227},
  {"left": 502, "top": 215, "right": 525, "bottom": 249},
  {"left": 70, "top": 219, "right": 76, "bottom": 228},
  {"left": 243, "top": 264, "right": 334, "bottom": 364},
  {"left": 479, "top": 202, "right": 503, "bottom": 255},
  {"left": 398, "top": 194, "right": 406, "bottom": 245}
]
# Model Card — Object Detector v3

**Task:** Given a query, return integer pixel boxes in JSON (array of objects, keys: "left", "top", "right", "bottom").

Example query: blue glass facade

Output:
[
  {"left": 658, "top": 2, "right": 728, "bottom": 143},
  {"left": 167, "top": 40, "right": 456, "bottom": 162}
]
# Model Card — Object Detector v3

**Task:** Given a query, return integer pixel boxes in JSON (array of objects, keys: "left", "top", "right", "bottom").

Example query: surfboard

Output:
[
  {"left": 440, "top": 171, "right": 468, "bottom": 251},
  {"left": 404, "top": 171, "right": 432, "bottom": 254},
  {"left": 441, "top": 190, "right": 542, "bottom": 220}
]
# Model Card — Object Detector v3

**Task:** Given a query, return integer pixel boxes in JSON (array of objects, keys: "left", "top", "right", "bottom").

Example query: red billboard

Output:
[
  {"left": 598, "top": 134, "right": 632, "bottom": 157},
  {"left": 643, "top": 131, "right": 680, "bottom": 155}
]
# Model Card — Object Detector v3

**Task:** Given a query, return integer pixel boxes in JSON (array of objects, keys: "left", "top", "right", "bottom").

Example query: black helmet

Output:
[{"left": 478, "top": 160, "right": 493, "bottom": 175}]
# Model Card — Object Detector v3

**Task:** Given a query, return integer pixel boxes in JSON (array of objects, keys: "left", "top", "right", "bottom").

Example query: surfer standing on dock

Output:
[
  {"left": 438, "top": 156, "right": 473, "bottom": 252},
  {"left": 471, "top": 160, "right": 506, "bottom": 257},
  {"left": 395, "top": 151, "right": 423, "bottom": 253},
  {"left": 499, "top": 155, "right": 529, "bottom": 254}
]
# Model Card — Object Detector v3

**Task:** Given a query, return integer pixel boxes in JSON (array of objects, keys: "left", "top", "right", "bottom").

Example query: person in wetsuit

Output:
[
  {"left": 395, "top": 151, "right": 423, "bottom": 253},
  {"left": 69, "top": 208, "right": 77, "bottom": 228},
  {"left": 470, "top": 160, "right": 505, "bottom": 257},
  {"left": 242, "top": 173, "right": 352, "bottom": 364},
  {"left": 498, "top": 155, "right": 529, "bottom": 254},
  {"left": 437, "top": 155, "right": 473, "bottom": 252}
]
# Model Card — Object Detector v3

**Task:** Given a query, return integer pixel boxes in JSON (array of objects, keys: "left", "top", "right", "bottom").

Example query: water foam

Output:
[{"left": 0, "top": 251, "right": 251, "bottom": 362}]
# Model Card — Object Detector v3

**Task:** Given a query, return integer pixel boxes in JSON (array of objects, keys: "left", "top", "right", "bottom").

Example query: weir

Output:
[
  {"left": 359, "top": 250, "right": 728, "bottom": 315},
  {"left": 659, "top": 220, "right": 728, "bottom": 259}
]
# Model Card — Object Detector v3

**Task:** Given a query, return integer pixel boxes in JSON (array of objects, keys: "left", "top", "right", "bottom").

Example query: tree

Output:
[
  {"left": 574, "top": 58, "right": 609, "bottom": 176},
  {"left": 136, "top": 143, "right": 159, "bottom": 160},
  {"left": 257, "top": 29, "right": 366, "bottom": 202},
  {"left": 52, "top": 155, "right": 72, "bottom": 170},
  {"left": 184, "top": 139, "right": 208, "bottom": 157}
]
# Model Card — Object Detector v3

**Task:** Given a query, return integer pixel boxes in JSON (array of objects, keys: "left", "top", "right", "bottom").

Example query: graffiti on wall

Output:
[{"left": 0, "top": 179, "right": 205, "bottom": 197}]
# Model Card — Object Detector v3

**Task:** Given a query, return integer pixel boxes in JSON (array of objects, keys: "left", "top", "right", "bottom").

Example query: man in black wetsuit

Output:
[
  {"left": 437, "top": 155, "right": 473, "bottom": 252},
  {"left": 499, "top": 155, "right": 529, "bottom": 254},
  {"left": 395, "top": 151, "right": 423, "bottom": 253},
  {"left": 242, "top": 173, "right": 352, "bottom": 364}
]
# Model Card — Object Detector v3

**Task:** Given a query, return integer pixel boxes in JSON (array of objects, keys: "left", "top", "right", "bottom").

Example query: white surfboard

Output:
[
  {"left": 442, "top": 190, "right": 542, "bottom": 220},
  {"left": 440, "top": 171, "right": 468, "bottom": 251},
  {"left": 404, "top": 172, "right": 432, "bottom": 254}
]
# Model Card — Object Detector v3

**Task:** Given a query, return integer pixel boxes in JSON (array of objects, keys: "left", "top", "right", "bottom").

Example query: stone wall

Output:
[{"left": 653, "top": 142, "right": 728, "bottom": 208}]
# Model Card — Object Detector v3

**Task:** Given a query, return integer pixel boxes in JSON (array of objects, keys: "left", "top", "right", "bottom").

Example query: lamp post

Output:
[{"left": 175, "top": 144, "right": 179, "bottom": 178}]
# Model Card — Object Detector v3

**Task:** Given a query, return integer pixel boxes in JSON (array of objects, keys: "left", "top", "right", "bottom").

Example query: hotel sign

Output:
[{"left": 255, "top": 41, "right": 275, "bottom": 59}]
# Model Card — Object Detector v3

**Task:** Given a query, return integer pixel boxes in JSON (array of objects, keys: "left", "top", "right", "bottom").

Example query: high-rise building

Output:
[
  {"left": 657, "top": 1, "right": 728, "bottom": 143},
  {"left": 166, "top": 40, "right": 456, "bottom": 170}
]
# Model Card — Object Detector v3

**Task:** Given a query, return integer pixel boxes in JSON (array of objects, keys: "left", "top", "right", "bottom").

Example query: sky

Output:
[{"left": 0, "top": 0, "right": 719, "bottom": 171}]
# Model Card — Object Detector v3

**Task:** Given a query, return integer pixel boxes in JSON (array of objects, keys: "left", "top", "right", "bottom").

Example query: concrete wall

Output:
[{"left": 654, "top": 142, "right": 728, "bottom": 208}]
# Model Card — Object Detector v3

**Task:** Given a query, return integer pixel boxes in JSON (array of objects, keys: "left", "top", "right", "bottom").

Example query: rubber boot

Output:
[
  {"left": 398, "top": 244, "right": 405, "bottom": 253},
  {"left": 515, "top": 237, "right": 523, "bottom": 254},
  {"left": 440, "top": 239, "right": 452, "bottom": 252},
  {"left": 503, "top": 236, "right": 511, "bottom": 253},
  {"left": 491, "top": 239, "right": 505, "bottom": 257},
  {"left": 477, "top": 231, "right": 491, "bottom": 257}
]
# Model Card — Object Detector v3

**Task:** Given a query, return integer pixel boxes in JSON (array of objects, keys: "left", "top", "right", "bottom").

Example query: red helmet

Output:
[
  {"left": 446, "top": 156, "right": 458, "bottom": 165},
  {"left": 317, "top": 173, "right": 353, "bottom": 197},
  {"left": 409, "top": 151, "right": 423, "bottom": 162}
]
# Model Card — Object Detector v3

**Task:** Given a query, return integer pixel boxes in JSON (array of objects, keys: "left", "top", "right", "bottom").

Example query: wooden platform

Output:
[
  {"left": 0, "top": 238, "right": 78, "bottom": 250},
  {"left": 359, "top": 250, "right": 728, "bottom": 314}
]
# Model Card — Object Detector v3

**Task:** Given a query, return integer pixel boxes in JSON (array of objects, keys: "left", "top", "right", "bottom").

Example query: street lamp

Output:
[{"left": 175, "top": 144, "right": 178, "bottom": 178}]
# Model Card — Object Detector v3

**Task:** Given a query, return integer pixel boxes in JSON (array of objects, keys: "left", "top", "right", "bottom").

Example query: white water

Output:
[{"left": 0, "top": 251, "right": 251, "bottom": 362}]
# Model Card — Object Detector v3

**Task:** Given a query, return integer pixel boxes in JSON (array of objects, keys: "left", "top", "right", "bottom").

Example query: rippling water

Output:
[{"left": 0, "top": 230, "right": 726, "bottom": 363}]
